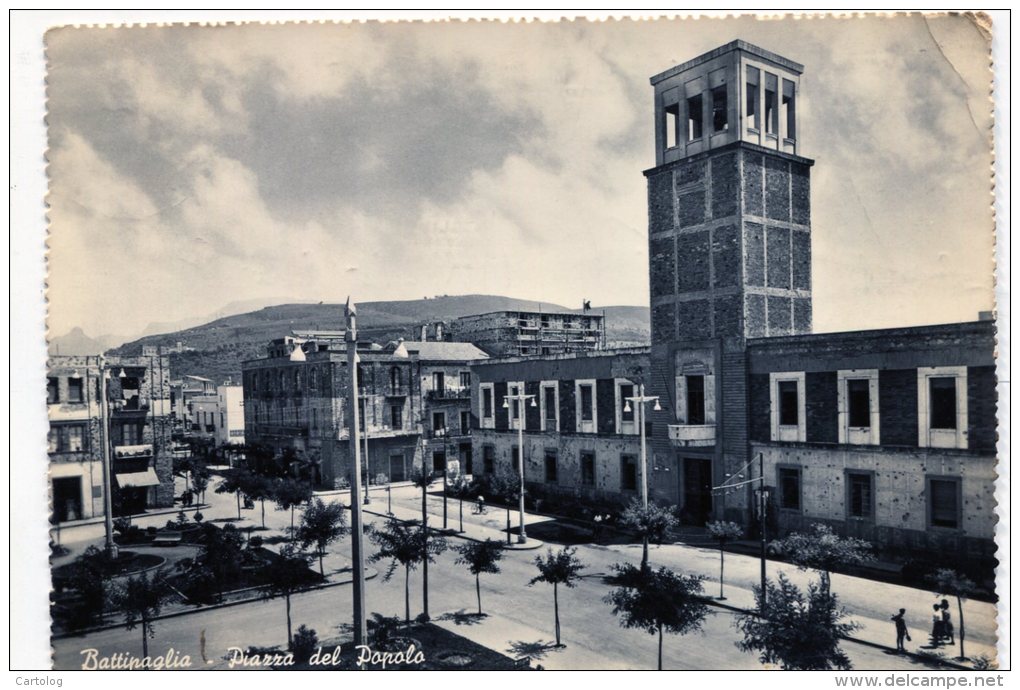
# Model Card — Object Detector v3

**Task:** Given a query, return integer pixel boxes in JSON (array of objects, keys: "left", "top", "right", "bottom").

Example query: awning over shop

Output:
[{"left": 116, "top": 468, "right": 161, "bottom": 488}]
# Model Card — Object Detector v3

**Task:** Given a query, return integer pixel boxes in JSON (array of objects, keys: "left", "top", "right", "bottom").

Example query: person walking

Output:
[
  {"left": 930, "top": 604, "right": 944, "bottom": 647},
  {"left": 941, "top": 599, "right": 955, "bottom": 645},
  {"left": 475, "top": 494, "right": 486, "bottom": 515},
  {"left": 891, "top": 608, "right": 910, "bottom": 652}
]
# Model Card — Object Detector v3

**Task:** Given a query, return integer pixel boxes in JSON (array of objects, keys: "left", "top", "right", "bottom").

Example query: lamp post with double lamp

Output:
[
  {"left": 344, "top": 298, "right": 367, "bottom": 648},
  {"left": 623, "top": 383, "right": 662, "bottom": 508},
  {"left": 89, "top": 357, "right": 120, "bottom": 560},
  {"left": 502, "top": 390, "right": 536, "bottom": 543}
]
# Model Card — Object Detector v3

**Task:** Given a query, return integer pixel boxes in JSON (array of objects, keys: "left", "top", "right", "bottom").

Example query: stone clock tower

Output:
[{"left": 643, "top": 41, "right": 814, "bottom": 524}]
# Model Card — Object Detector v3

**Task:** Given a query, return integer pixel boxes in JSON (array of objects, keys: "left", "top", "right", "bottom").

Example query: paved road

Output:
[{"left": 50, "top": 479, "right": 989, "bottom": 670}]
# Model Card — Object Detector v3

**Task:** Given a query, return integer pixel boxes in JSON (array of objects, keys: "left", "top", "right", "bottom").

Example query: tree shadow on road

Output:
[
  {"left": 436, "top": 610, "right": 487, "bottom": 626},
  {"left": 506, "top": 639, "right": 559, "bottom": 660}
]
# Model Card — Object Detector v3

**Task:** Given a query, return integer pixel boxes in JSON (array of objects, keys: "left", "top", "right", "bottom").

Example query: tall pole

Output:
[
  {"left": 98, "top": 358, "right": 118, "bottom": 559},
  {"left": 363, "top": 401, "right": 371, "bottom": 505},
  {"left": 517, "top": 406, "right": 527, "bottom": 544},
  {"left": 345, "top": 300, "right": 367, "bottom": 647},
  {"left": 638, "top": 383, "right": 648, "bottom": 509},
  {"left": 421, "top": 446, "right": 430, "bottom": 619},
  {"left": 759, "top": 452, "right": 767, "bottom": 608}
]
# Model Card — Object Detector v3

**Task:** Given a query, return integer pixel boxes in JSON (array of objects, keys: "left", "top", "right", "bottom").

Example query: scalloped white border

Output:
[{"left": 10, "top": 9, "right": 1011, "bottom": 675}]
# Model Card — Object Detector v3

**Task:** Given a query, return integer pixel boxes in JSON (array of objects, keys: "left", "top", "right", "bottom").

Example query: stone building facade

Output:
[
  {"left": 469, "top": 349, "right": 648, "bottom": 504},
  {"left": 47, "top": 354, "right": 174, "bottom": 523},
  {"left": 448, "top": 310, "right": 606, "bottom": 358},
  {"left": 242, "top": 335, "right": 486, "bottom": 488}
]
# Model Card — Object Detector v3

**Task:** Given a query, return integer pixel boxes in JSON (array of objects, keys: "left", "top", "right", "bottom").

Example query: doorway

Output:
[
  {"left": 389, "top": 454, "right": 405, "bottom": 482},
  {"left": 53, "top": 476, "right": 83, "bottom": 522},
  {"left": 681, "top": 457, "right": 713, "bottom": 526}
]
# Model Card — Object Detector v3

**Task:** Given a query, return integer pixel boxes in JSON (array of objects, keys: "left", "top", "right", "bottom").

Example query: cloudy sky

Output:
[{"left": 44, "top": 14, "right": 995, "bottom": 341}]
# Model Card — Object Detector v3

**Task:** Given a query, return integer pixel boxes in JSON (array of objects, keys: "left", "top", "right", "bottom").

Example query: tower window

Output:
[
  {"left": 711, "top": 85, "right": 728, "bottom": 132},
  {"left": 782, "top": 79, "right": 796, "bottom": 140},
  {"left": 746, "top": 66, "right": 760, "bottom": 130},
  {"left": 686, "top": 375, "right": 706, "bottom": 425},
  {"left": 764, "top": 73, "right": 779, "bottom": 136},
  {"left": 687, "top": 94, "right": 703, "bottom": 141},
  {"left": 665, "top": 103, "right": 679, "bottom": 149}
]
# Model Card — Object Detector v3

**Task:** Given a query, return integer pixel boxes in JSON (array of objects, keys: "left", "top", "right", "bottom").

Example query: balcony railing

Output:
[
  {"left": 426, "top": 386, "right": 470, "bottom": 401},
  {"left": 667, "top": 424, "right": 716, "bottom": 447},
  {"left": 114, "top": 443, "right": 154, "bottom": 459}
]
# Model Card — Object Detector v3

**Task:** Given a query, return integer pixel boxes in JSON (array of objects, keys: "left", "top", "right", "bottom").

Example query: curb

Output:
[
  {"left": 52, "top": 566, "right": 379, "bottom": 641},
  {"left": 361, "top": 507, "right": 545, "bottom": 550},
  {"left": 701, "top": 597, "right": 974, "bottom": 671}
]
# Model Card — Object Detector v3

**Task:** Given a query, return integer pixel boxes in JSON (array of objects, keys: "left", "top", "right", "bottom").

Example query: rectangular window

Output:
[
  {"left": 483, "top": 445, "right": 495, "bottom": 474},
  {"left": 544, "top": 451, "right": 558, "bottom": 483},
  {"left": 764, "top": 73, "right": 779, "bottom": 136},
  {"left": 620, "top": 383, "right": 635, "bottom": 422},
  {"left": 778, "top": 467, "right": 801, "bottom": 511},
  {"left": 544, "top": 386, "right": 557, "bottom": 421},
  {"left": 846, "top": 472, "right": 873, "bottom": 519},
  {"left": 687, "top": 94, "right": 703, "bottom": 141},
  {"left": 459, "top": 372, "right": 471, "bottom": 389},
  {"left": 929, "top": 377, "right": 958, "bottom": 429},
  {"left": 482, "top": 387, "right": 493, "bottom": 417},
  {"left": 778, "top": 381, "right": 799, "bottom": 426},
  {"left": 47, "top": 377, "right": 59, "bottom": 404},
  {"left": 918, "top": 367, "right": 967, "bottom": 449},
  {"left": 460, "top": 410, "right": 470, "bottom": 433},
  {"left": 432, "top": 411, "right": 446, "bottom": 432},
  {"left": 620, "top": 455, "right": 638, "bottom": 491},
  {"left": 390, "top": 405, "right": 403, "bottom": 429},
  {"left": 580, "top": 452, "right": 595, "bottom": 486},
  {"left": 711, "top": 84, "right": 728, "bottom": 132},
  {"left": 847, "top": 379, "right": 871, "bottom": 427},
  {"left": 782, "top": 79, "right": 796, "bottom": 139},
  {"left": 745, "top": 66, "right": 760, "bottom": 130},
  {"left": 928, "top": 478, "right": 960, "bottom": 529},
  {"left": 665, "top": 103, "right": 679, "bottom": 149},
  {"left": 580, "top": 385, "right": 594, "bottom": 421},
  {"left": 686, "top": 375, "right": 706, "bottom": 425},
  {"left": 510, "top": 446, "right": 521, "bottom": 475},
  {"left": 114, "top": 421, "right": 143, "bottom": 446},
  {"left": 432, "top": 372, "right": 445, "bottom": 392},
  {"left": 68, "top": 377, "right": 84, "bottom": 403}
]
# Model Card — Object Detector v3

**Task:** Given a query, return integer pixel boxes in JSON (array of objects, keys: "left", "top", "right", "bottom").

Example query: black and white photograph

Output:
[{"left": 11, "top": 10, "right": 1009, "bottom": 676}]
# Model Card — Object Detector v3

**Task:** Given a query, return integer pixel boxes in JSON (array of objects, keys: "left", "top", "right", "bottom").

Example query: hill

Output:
[
  {"left": 48, "top": 327, "right": 123, "bottom": 356},
  {"left": 108, "top": 295, "right": 650, "bottom": 382}
]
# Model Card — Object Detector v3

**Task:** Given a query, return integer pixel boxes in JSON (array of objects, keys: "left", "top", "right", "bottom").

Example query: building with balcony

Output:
[
  {"left": 242, "top": 335, "right": 487, "bottom": 488},
  {"left": 635, "top": 40, "right": 998, "bottom": 573},
  {"left": 47, "top": 354, "right": 174, "bottom": 523},
  {"left": 447, "top": 310, "right": 606, "bottom": 358}
]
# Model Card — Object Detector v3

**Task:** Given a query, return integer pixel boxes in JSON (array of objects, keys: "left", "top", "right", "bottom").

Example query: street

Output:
[{"left": 50, "top": 478, "right": 996, "bottom": 670}]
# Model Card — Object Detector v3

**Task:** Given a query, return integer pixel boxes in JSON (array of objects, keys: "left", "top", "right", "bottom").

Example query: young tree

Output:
[
  {"left": 768, "top": 523, "right": 872, "bottom": 595},
  {"left": 619, "top": 499, "right": 678, "bottom": 571},
  {"left": 929, "top": 568, "right": 978, "bottom": 660},
  {"left": 528, "top": 547, "right": 585, "bottom": 647},
  {"left": 273, "top": 477, "right": 314, "bottom": 539},
  {"left": 369, "top": 521, "right": 447, "bottom": 624},
  {"left": 735, "top": 573, "right": 860, "bottom": 670},
  {"left": 62, "top": 545, "right": 109, "bottom": 630},
  {"left": 297, "top": 498, "right": 349, "bottom": 577},
  {"left": 487, "top": 470, "right": 521, "bottom": 546},
  {"left": 242, "top": 473, "right": 275, "bottom": 529},
  {"left": 410, "top": 458, "right": 436, "bottom": 617},
  {"left": 215, "top": 469, "right": 252, "bottom": 521},
  {"left": 705, "top": 520, "right": 744, "bottom": 600},
  {"left": 263, "top": 544, "right": 314, "bottom": 648},
  {"left": 603, "top": 563, "right": 709, "bottom": 670},
  {"left": 111, "top": 570, "right": 171, "bottom": 660},
  {"left": 191, "top": 470, "right": 210, "bottom": 513},
  {"left": 448, "top": 476, "right": 475, "bottom": 533},
  {"left": 455, "top": 539, "right": 504, "bottom": 616}
]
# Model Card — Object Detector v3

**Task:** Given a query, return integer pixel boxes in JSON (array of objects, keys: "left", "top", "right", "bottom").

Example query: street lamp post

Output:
[
  {"left": 623, "top": 383, "right": 662, "bottom": 509},
  {"left": 345, "top": 299, "right": 368, "bottom": 648},
  {"left": 97, "top": 358, "right": 119, "bottom": 560},
  {"left": 502, "top": 390, "right": 536, "bottom": 543},
  {"left": 361, "top": 393, "right": 371, "bottom": 506}
]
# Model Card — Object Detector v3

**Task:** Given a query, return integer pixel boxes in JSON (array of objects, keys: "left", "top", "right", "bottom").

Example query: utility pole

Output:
[
  {"left": 758, "top": 452, "right": 767, "bottom": 608},
  {"left": 363, "top": 396, "right": 371, "bottom": 505},
  {"left": 503, "top": 389, "right": 535, "bottom": 543},
  {"left": 345, "top": 299, "right": 367, "bottom": 647},
  {"left": 421, "top": 444, "right": 430, "bottom": 620},
  {"left": 98, "top": 357, "right": 118, "bottom": 560}
]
